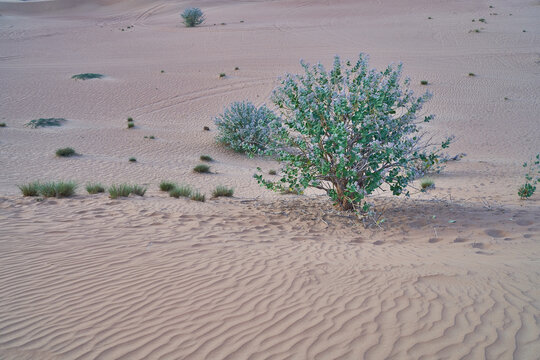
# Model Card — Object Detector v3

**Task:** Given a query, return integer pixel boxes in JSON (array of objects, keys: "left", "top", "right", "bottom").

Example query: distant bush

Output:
[
  {"left": 219, "top": 73, "right": 226, "bottom": 78},
  {"left": 86, "top": 183, "right": 105, "bottom": 194},
  {"left": 56, "top": 147, "right": 77, "bottom": 157},
  {"left": 193, "top": 164, "right": 210, "bottom": 173},
  {"left": 214, "top": 101, "right": 284, "bottom": 156},
  {"left": 190, "top": 190, "right": 206, "bottom": 202},
  {"left": 127, "top": 122, "right": 134, "bottom": 129},
  {"left": 269, "top": 169, "right": 277, "bottom": 175},
  {"left": 25, "top": 118, "right": 66, "bottom": 128},
  {"left": 129, "top": 157, "right": 137, "bottom": 162},
  {"left": 18, "top": 181, "right": 41, "bottom": 196},
  {"left": 420, "top": 80, "right": 428, "bottom": 85},
  {"left": 518, "top": 154, "right": 539, "bottom": 199},
  {"left": 72, "top": 73, "right": 104, "bottom": 80},
  {"left": 169, "top": 185, "right": 192, "bottom": 198},
  {"left": 212, "top": 186, "right": 234, "bottom": 198},
  {"left": 38, "top": 181, "right": 77, "bottom": 198},
  {"left": 159, "top": 181, "right": 177, "bottom": 192},
  {"left": 200, "top": 155, "right": 213, "bottom": 162},
  {"left": 131, "top": 185, "right": 146, "bottom": 196},
  {"left": 0, "top": 122, "right": 6, "bottom": 127},
  {"left": 108, "top": 184, "right": 132, "bottom": 199},
  {"left": 181, "top": 8, "right": 205, "bottom": 27}
]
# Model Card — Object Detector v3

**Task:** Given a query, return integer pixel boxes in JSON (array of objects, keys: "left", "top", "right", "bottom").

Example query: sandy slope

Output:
[{"left": 0, "top": 0, "right": 539, "bottom": 359}]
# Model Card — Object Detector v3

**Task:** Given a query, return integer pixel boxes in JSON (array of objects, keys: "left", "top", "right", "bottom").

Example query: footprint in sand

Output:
[
  {"left": 484, "top": 229, "right": 507, "bottom": 238},
  {"left": 373, "top": 240, "right": 384, "bottom": 245}
]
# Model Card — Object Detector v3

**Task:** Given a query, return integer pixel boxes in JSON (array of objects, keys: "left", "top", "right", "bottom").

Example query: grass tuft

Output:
[
  {"left": 72, "top": 73, "right": 104, "bottom": 80},
  {"left": 0, "top": 122, "right": 6, "bottom": 127},
  {"left": 468, "top": 73, "right": 476, "bottom": 77},
  {"left": 219, "top": 73, "right": 226, "bottom": 78},
  {"left": 169, "top": 185, "right": 192, "bottom": 198},
  {"left": 25, "top": 118, "right": 66, "bottom": 128},
  {"left": 193, "top": 164, "right": 210, "bottom": 173},
  {"left": 200, "top": 155, "right": 213, "bottom": 162},
  {"left": 129, "top": 157, "right": 137, "bottom": 162},
  {"left": 86, "top": 183, "right": 105, "bottom": 194},
  {"left": 212, "top": 186, "right": 234, "bottom": 198},
  {"left": 420, "top": 178, "right": 435, "bottom": 191},
  {"left": 38, "top": 181, "right": 77, "bottom": 198},
  {"left": 127, "top": 122, "right": 134, "bottom": 129},
  {"left": 55, "top": 147, "right": 77, "bottom": 157},
  {"left": 18, "top": 181, "right": 41, "bottom": 197},
  {"left": 420, "top": 80, "right": 428, "bottom": 85},
  {"left": 190, "top": 190, "right": 206, "bottom": 202},
  {"left": 269, "top": 169, "right": 277, "bottom": 175},
  {"left": 131, "top": 185, "right": 147, "bottom": 196},
  {"left": 108, "top": 184, "right": 132, "bottom": 199},
  {"left": 159, "top": 181, "right": 177, "bottom": 192}
]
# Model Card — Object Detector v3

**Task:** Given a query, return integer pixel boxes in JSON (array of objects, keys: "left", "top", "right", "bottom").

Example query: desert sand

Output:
[{"left": 0, "top": 0, "right": 539, "bottom": 359}]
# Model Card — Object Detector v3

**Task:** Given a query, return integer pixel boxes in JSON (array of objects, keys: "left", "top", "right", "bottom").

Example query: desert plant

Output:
[
  {"left": 129, "top": 157, "right": 137, "bottom": 162},
  {"left": 149, "top": 135, "right": 155, "bottom": 139},
  {"left": 181, "top": 8, "right": 205, "bottom": 27},
  {"left": 108, "top": 184, "right": 132, "bottom": 199},
  {"left": 25, "top": 118, "right": 66, "bottom": 128},
  {"left": 420, "top": 80, "right": 428, "bottom": 85},
  {"left": 38, "top": 181, "right": 77, "bottom": 198},
  {"left": 159, "top": 181, "right": 177, "bottom": 192},
  {"left": 255, "top": 54, "right": 452, "bottom": 211},
  {"left": 18, "top": 181, "right": 41, "bottom": 196},
  {"left": 131, "top": 185, "right": 146, "bottom": 196},
  {"left": 468, "top": 73, "right": 476, "bottom": 77},
  {"left": 518, "top": 154, "right": 539, "bottom": 199},
  {"left": 219, "top": 73, "right": 226, "bottom": 78},
  {"left": 190, "top": 190, "right": 206, "bottom": 202},
  {"left": 212, "top": 186, "right": 234, "bottom": 198},
  {"left": 86, "top": 183, "right": 105, "bottom": 194},
  {"left": 200, "top": 155, "right": 213, "bottom": 162},
  {"left": 269, "top": 169, "right": 277, "bottom": 175},
  {"left": 214, "top": 101, "right": 284, "bottom": 156},
  {"left": 203, "top": 126, "right": 210, "bottom": 131},
  {"left": 127, "top": 122, "right": 134, "bottom": 129},
  {"left": 72, "top": 73, "right": 104, "bottom": 80},
  {"left": 420, "top": 178, "right": 435, "bottom": 191},
  {"left": 0, "top": 122, "right": 6, "bottom": 127},
  {"left": 127, "top": 117, "right": 133, "bottom": 122},
  {"left": 235, "top": 67, "right": 240, "bottom": 70},
  {"left": 169, "top": 185, "right": 192, "bottom": 198},
  {"left": 193, "top": 164, "right": 210, "bottom": 173},
  {"left": 55, "top": 147, "right": 76, "bottom": 157}
]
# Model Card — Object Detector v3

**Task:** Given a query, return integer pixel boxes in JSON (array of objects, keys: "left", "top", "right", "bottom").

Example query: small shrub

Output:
[
  {"left": 468, "top": 73, "right": 476, "bottom": 77},
  {"left": 169, "top": 185, "right": 192, "bottom": 198},
  {"left": 131, "top": 185, "right": 147, "bottom": 196},
  {"left": 219, "top": 73, "right": 226, "bottom": 78},
  {"left": 235, "top": 67, "right": 240, "bottom": 70},
  {"left": 39, "top": 181, "right": 77, "bottom": 198},
  {"left": 190, "top": 191, "right": 206, "bottom": 202},
  {"left": 129, "top": 157, "right": 137, "bottom": 162},
  {"left": 18, "top": 181, "right": 40, "bottom": 196},
  {"left": 193, "top": 164, "right": 210, "bottom": 173},
  {"left": 55, "top": 147, "right": 76, "bottom": 157},
  {"left": 427, "top": 17, "right": 432, "bottom": 19},
  {"left": 159, "top": 181, "right": 177, "bottom": 192},
  {"left": 127, "top": 117, "right": 133, "bottom": 122},
  {"left": 127, "top": 122, "right": 134, "bottom": 129},
  {"left": 200, "top": 155, "right": 213, "bottom": 162},
  {"left": 420, "top": 178, "right": 435, "bottom": 191},
  {"left": 108, "top": 184, "right": 132, "bottom": 199},
  {"left": 86, "top": 183, "right": 105, "bottom": 194},
  {"left": 181, "top": 8, "right": 205, "bottom": 27},
  {"left": 470, "top": 29, "right": 481, "bottom": 33},
  {"left": 72, "top": 73, "right": 104, "bottom": 80},
  {"left": 518, "top": 154, "right": 540, "bottom": 199},
  {"left": 479, "top": 18, "right": 486, "bottom": 23},
  {"left": 161, "top": 70, "right": 165, "bottom": 73},
  {"left": 203, "top": 126, "right": 210, "bottom": 131},
  {"left": 518, "top": 183, "right": 535, "bottom": 199},
  {"left": 0, "top": 123, "right": 6, "bottom": 127},
  {"left": 269, "top": 169, "right": 277, "bottom": 175},
  {"left": 214, "top": 101, "right": 283, "bottom": 156},
  {"left": 212, "top": 186, "right": 234, "bottom": 198},
  {"left": 420, "top": 80, "right": 428, "bottom": 85},
  {"left": 25, "top": 118, "right": 66, "bottom": 128},
  {"left": 149, "top": 135, "right": 155, "bottom": 139}
]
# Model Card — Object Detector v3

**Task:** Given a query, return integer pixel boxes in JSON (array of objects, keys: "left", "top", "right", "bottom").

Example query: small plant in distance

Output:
[
  {"left": 161, "top": 70, "right": 165, "bottom": 73},
  {"left": 212, "top": 186, "right": 234, "bottom": 198},
  {"left": 235, "top": 67, "right": 240, "bottom": 70},
  {"left": 127, "top": 122, "right": 134, "bottom": 129},
  {"left": 18, "top": 181, "right": 41, "bottom": 196},
  {"left": 72, "top": 73, "right": 104, "bottom": 80},
  {"left": 108, "top": 184, "right": 132, "bottom": 199},
  {"left": 149, "top": 135, "right": 155, "bottom": 139},
  {"left": 420, "top": 178, "right": 435, "bottom": 191},
  {"left": 200, "top": 155, "right": 213, "bottom": 162},
  {"left": 55, "top": 147, "right": 77, "bottom": 157},
  {"left": 38, "top": 181, "right": 77, "bottom": 198},
  {"left": 269, "top": 169, "right": 277, "bottom": 175},
  {"left": 219, "top": 73, "right": 226, "bottom": 78},
  {"left": 255, "top": 54, "right": 452, "bottom": 212},
  {"left": 193, "top": 164, "right": 210, "bottom": 173},
  {"left": 131, "top": 185, "right": 147, "bottom": 196},
  {"left": 86, "top": 183, "right": 105, "bottom": 194},
  {"left": 0, "top": 122, "right": 6, "bottom": 127},
  {"left": 420, "top": 80, "right": 428, "bottom": 85},
  {"left": 468, "top": 73, "right": 476, "bottom": 77},
  {"left": 129, "top": 157, "right": 137, "bottom": 162},
  {"left": 190, "top": 190, "right": 206, "bottom": 202},
  {"left": 25, "top": 118, "right": 66, "bottom": 128},
  {"left": 169, "top": 185, "right": 192, "bottom": 198},
  {"left": 181, "top": 8, "right": 205, "bottom": 27},
  {"left": 518, "top": 154, "right": 539, "bottom": 199},
  {"left": 203, "top": 126, "right": 210, "bottom": 131},
  {"left": 159, "top": 181, "right": 177, "bottom": 192},
  {"left": 214, "top": 101, "right": 284, "bottom": 156}
]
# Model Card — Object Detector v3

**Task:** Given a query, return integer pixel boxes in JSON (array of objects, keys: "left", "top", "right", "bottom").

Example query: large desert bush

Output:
[
  {"left": 255, "top": 54, "right": 452, "bottom": 211},
  {"left": 181, "top": 8, "right": 205, "bottom": 27}
]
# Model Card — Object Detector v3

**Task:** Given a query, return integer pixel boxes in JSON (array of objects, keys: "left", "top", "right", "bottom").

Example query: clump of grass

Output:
[
  {"left": 219, "top": 73, "right": 226, "bottom": 78},
  {"left": 131, "top": 185, "right": 147, "bottom": 196},
  {"left": 108, "top": 184, "right": 132, "bottom": 199},
  {"left": 193, "top": 164, "right": 210, "bottom": 173},
  {"left": 181, "top": 7, "right": 205, "bottom": 27},
  {"left": 0, "top": 122, "right": 6, "bottom": 127},
  {"left": 127, "top": 117, "right": 133, "bottom": 122},
  {"left": 190, "top": 190, "right": 206, "bottom": 202},
  {"left": 86, "top": 183, "right": 105, "bottom": 194},
  {"left": 149, "top": 135, "right": 155, "bottom": 139},
  {"left": 234, "top": 67, "right": 239, "bottom": 70},
  {"left": 25, "top": 118, "right": 66, "bottom": 128},
  {"left": 420, "top": 80, "right": 428, "bottom": 85},
  {"left": 39, "top": 181, "right": 77, "bottom": 198},
  {"left": 127, "top": 122, "right": 134, "bottom": 129},
  {"left": 427, "top": 16, "right": 432, "bottom": 19},
  {"left": 469, "top": 29, "right": 481, "bottom": 33},
  {"left": 129, "top": 157, "right": 137, "bottom": 162},
  {"left": 169, "top": 185, "right": 192, "bottom": 198},
  {"left": 212, "top": 186, "right": 234, "bottom": 198},
  {"left": 161, "top": 70, "right": 165, "bottom": 73},
  {"left": 72, "top": 73, "right": 104, "bottom": 80},
  {"left": 478, "top": 18, "right": 486, "bottom": 23},
  {"left": 18, "top": 181, "right": 41, "bottom": 196},
  {"left": 55, "top": 147, "right": 77, "bottom": 157},
  {"left": 420, "top": 178, "right": 435, "bottom": 191},
  {"left": 159, "top": 181, "right": 177, "bottom": 192},
  {"left": 269, "top": 169, "right": 277, "bottom": 175},
  {"left": 468, "top": 73, "right": 476, "bottom": 77},
  {"left": 203, "top": 126, "right": 210, "bottom": 131},
  {"left": 200, "top": 155, "right": 213, "bottom": 162}
]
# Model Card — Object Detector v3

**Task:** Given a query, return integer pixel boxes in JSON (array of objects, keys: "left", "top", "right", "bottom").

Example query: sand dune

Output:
[{"left": 0, "top": 0, "right": 539, "bottom": 358}]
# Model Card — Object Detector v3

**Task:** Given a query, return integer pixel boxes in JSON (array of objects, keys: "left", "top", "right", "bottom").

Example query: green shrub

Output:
[
  {"left": 169, "top": 185, "right": 192, "bottom": 198},
  {"left": 127, "top": 122, "right": 134, "bottom": 129},
  {"left": 420, "top": 178, "right": 435, "bottom": 191},
  {"left": 181, "top": 8, "right": 205, "bottom": 27},
  {"left": 38, "top": 181, "right": 77, "bottom": 198},
  {"left": 200, "top": 155, "right": 213, "bottom": 162},
  {"left": 131, "top": 185, "right": 146, "bottom": 196},
  {"left": 149, "top": 135, "right": 155, "bottom": 139},
  {"left": 212, "top": 186, "right": 234, "bottom": 198},
  {"left": 193, "top": 164, "right": 210, "bottom": 173},
  {"left": 190, "top": 191, "right": 206, "bottom": 202},
  {"left": 86, "top": 183, "right": 105, "bottom": 194},
  {"left": 269, "top": 169, "right": 277, "bottom": 175},
  {"left": 127, "top": 117, "right": 133, "bottom": 122},
  {"left": 203, "top": 126, "right": 210, "bottom": 131},
  {"left": 235, "top": 67, "right": 240, "bottom": 70},
  {"left": 420, "top": 80, "right": 428, "bottom": 85},
  {"left": 25, "top": 118, "right": 66, "bottom": 128},
  {"left": 255, "top": 54, "right": 451, "bottom": 211},
  {"left": 0, "top": 123, "right": 6, "bottom": 127},
  {"left": 468, "top": 73, "right": 476, "bottom": 77},
  {"left": 72, "top": 73, "right": 104, "bottom": 80},
  {"left": 55, "top": 147, "right": 76, "bottom": 157},
  {"left": 214, "top": 101, "right": 284, "bottom": 156},
  {"left": 518, "top": 154, "right": 539, "bottom": 199},
  {"left": 219, "top": 73, "right": 226, "bottom": 78},
  {"left": 108, "top": 184, "right": 132, "bottom": 199},
  {"left": 129, "top": 157, "right": 137, "bottom": 162},
  {"left": 159, "top": 181, "right": 177, "bottom": 192},
  {"left": 18, "top": 181, "right": 41, "bottom": 196}
]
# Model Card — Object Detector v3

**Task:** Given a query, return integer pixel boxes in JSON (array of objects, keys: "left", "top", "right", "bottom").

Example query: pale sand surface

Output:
[{"left": 1, "top": 0, "right": 539, "bottom": 359}]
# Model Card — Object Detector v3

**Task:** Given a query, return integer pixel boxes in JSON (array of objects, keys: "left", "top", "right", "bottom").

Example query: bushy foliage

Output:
[
  {"left": 214, "top": 101, "right": 284, "bottom": 156},
  {"left": 255, "top": 54, "right": 451, "bottom": 211},
  {"left": 38, "top": 181, "right": 77, "bottom": 198},
  {"left": 193, "top": 164, "right": 210, "bottom": 173},
  {"left": 72, "top": 73, "right": 104, "bottom": 80},
  {"left": 518, "top": 154, "right": 539, "bottom": 199},
  {"left": 181, "top": 8, "right": 205, "bottom": 27},
  {"left": 159, "top": 181, "right": 177, "bottom": 192},
  {"left": 212, "top": 186, "right": 234, "bottom": 198},
  {"left": 169, "top": 185, "right": 192, "bottom": 198},
  {"left": 86, "top": 183, "right": 105, "bottom": 194},
  {"left": 200, "top": 155, "right": 213, "bottom": 162},
  {"left": 55, "top": 147, "right": 76, "bottom": 157},
  {"left": 25, "top": 118, "right": 66, "bottom": 128},
  {"left": 18, "top": 181, "right": 41, "bottom": 196}
]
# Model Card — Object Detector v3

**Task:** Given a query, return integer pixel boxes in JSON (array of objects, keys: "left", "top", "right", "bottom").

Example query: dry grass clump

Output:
[
  {"left": 190, "top": 190, "right": 206, "bottom": 202},
  {"left": 55, "top": 147, "right": 77, "bottom": 157},
  {"left": 38, "top": 181, "right": 77, "bottom": 198},
  {"left": 193, "top": 164, "right": 210, "bottom": 173},
  {"left": 200, "top": 155, "right": 213, "bottom": 162},
  {"left": 108, "top": 184, "right": 132, "bottom": 199},
  {"left": 131, "top": 185, "right": 147, "bottom": 196},
  {"left": 169, "top": 185, "right": 193, "bottom": 198},
  {"left": 18, "top": 181, "right": 41, "bottom": 197},
  {"left": 159, "top": 181, "right": 177, "bottom": 192},
  {"left": 25, "top": 118, "right": 66, "bottom": 128},
  {"left": 86, "top": 183, "right": 105, "bottom": 194},
  {"left": 420, "top": 178, "right": 435, "bottom": 191},
  {"left": 212, "top": 186, "right": 234, "bottom": 198},
  {"left": 0, "top": 123, "right": 6, "bottom": 127}
]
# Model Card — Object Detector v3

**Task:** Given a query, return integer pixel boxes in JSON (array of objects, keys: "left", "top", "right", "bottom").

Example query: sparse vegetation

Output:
[
  {"left": 25, "top": 118, "right": 66, "bottom": 128},
  {"left": 181, "top": 8, "right": 205, "bottom": 27},
  {"left": 470, "top": 29, "right": 481, "bottom": 33},
  {"left": 420, "top": 80, "right": 428, "bottom": 85},
  {"left": 269, "top": 169, "right": 277, "bottom": 175},
  {"left": 169, "top": 185, "right": 192, "bottom": 198},
  {"left": 149, "top": 135, "right": 155, "bottom": 139},
  {"left": 518, "top": 154, "right": 539, "bottom": 199},
  {"left": 38, "top": 181, "right": 77, "bottom": 198},
  {"left": 129, "top": 157, "right": 137, "bottom": 162},
  {"left": 212, "top": 186, "right": 234, "bottom": 198},
  {"left": 190, "top": 190, "right": 206, "bottom": 202},
  {"left": 203, "top": 126, "right": 210, "bottom": 131},
  {"left": 108, "top": 184, "right": 132, "bottom": 199},
  {"left": 18, "top": 181, "right": 41, "bottom": 196},
  {"left": 478, "top": 18, "right": 486, "bottom": 23},
  {"left": 161, "top": 70, "right": 165, "bottom": 73},
  {"left": 131, "top": 185, "right": 147, "bottom": 196},
  {"left": 0, "top": 123, "right": 6, "bottom": 127},
  {"left": 235, "top": 67, "right": 239, "bottom": 70},
  {"left": 468, "top": 73, "right": 476, "bottom": 77},
  {"left": 200, "top": 155, "right": 213, "bottom": 162},
  {"left": 219, "top": 73, "right": 226, "bottom": 78},
  {"left": 193, "top": 164, "right": 210, "bottom": 173},
  {"left": 159, "top": 181, "right": 177, "bottom": 192},
  {"left": 86, "top": 183, "right": 105, "bottom": 194},
  {"left": 72, "top": 73, "right": 104, "bottom": 80},
  {"left": 420, "top": 178, "right": 435, "bottom": 191},
  {"left": 55, "top": 147, "right": 77, "bottom": 157}
]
